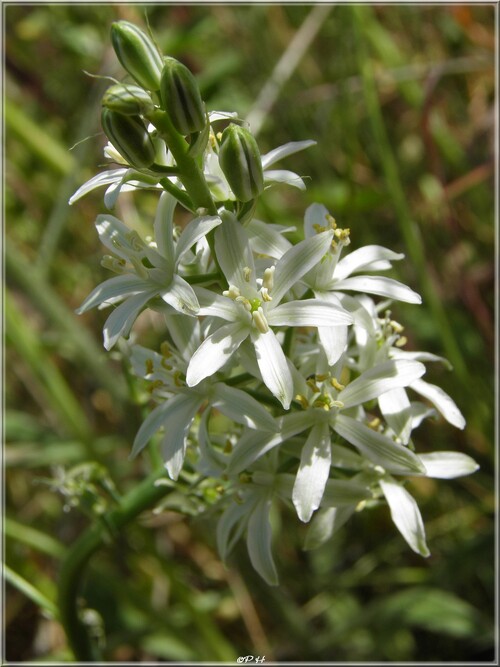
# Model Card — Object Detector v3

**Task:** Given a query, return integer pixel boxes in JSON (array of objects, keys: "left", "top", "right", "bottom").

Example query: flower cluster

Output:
[{"left": 73, "top": 21, "right": 478, "bottom": 584}]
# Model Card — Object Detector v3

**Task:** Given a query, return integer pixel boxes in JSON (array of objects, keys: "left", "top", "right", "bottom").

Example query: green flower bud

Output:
[
  {"left": 101, "top": 108, "right": 155, "bottom": 169},
  {"left": 160, "top": 57, "right": 206, "bottom": 135},
  {"left": 218, "top": 124, "right": 264, "bottom": 202},
  {"left": 102, "top": 84, "right": 154, "bottom": 116},
  {"left": 110, "top": 21, "right": 163, "bottom": 91}
]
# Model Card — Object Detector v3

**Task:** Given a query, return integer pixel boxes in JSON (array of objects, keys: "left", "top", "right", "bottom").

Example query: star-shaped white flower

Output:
[
  {"left": 76, "top": 192, "right": 222, "bottom": 350},
  {"left": 127, "top": 314, "right": 278, "bottom": 480},
  {"left": 185, "top": 211, "right": 353, "bottom": 408}
]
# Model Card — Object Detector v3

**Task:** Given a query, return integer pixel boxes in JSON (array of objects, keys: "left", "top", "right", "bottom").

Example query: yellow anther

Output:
[
  {"left": 262, "top": 266, "right": 275, "bottom": 291},
  {"left": 330, "top": 377, "right": 345, "bottom": 391},
  {"left": 294, "top": 394, "right": 310, "bottom": 409},
  {"left": 252, "top": 307, "right": 270, "bottom": 334},
  {"left": 147, "top": 380, "right": 164, "bottom": 393},
  {"left": 260, "top": 287, "right": 272, "bottom": 302},
  {"left": 173, "top": 371, "right": 184, "bottom": 387},
  {"left": 316, "top": 373, "right": 330, "bottom": 382},
  {"left": 223, "top": 284, "right": 241, "bottom": 299},
  {"left": 390, "top": 320, "right": 404, "bottom": 334},
  {"left": 313, "top": 394, "right": 332, "bottom": 410},
  {"left": 243, "top": 266, "right": 252, "bottom": 282},
  {"left": 340, "top": 367, "right": 351, "bottom": 386},
  {"left": 395, "top": 336, "right": 408, "bottom": 347},
  {"left": 306, "top": 378, "right": 320, "bottom": 393},
  {"left": 145, "top": 359, "right": 154, "bottom": 375},
  {"left": 160, "top": 358, "right": 172, "bottom": 371},
  {"left": 367, "top": 417, "right": 381, "bottom": 430},
  {"left": 216, "top": 131, "right": 223, "bottom": 142},
  {"left": 313, "top": 223, "right": 327, "bottom": 234},
  {"left": 224, "top": 439, "right": 233, "bottom": 454},
  {"left": 326, "top": 214, "right": 337, "bottom": 229},
  {"left": 160, "top": 342, "right": 172, "bottom": 358},
  {"left": 330, "top": 400, "right": 345, "bottom": 409}
]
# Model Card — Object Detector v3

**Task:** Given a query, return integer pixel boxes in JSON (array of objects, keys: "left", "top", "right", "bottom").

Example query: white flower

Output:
[
  {"left": 128, "top": 314, "right": 278, "bottom": 480},
  {"left": 301, "top": 203, "right": 422, "bottom": 365},
  {"left": 226, "top": 357, "right": 428, "bottom": 523},
  {"left": 185, "top": 211, "right": 353, "bottom": 408},
  {"left": 76, "top": 192, "right": 222, "bottom": 350}
]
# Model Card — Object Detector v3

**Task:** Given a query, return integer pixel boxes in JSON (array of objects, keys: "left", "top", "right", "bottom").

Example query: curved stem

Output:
[{"left": 58, "top": 468, "right": 171, "bottom": 661}]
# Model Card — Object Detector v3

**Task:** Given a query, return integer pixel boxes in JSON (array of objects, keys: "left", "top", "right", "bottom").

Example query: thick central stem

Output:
[
  {"left": 58, "top": 469, "right": 172, "bottom": 661},
  {"left": 150, "top": 110, "right": 217, "bottom": 215}
]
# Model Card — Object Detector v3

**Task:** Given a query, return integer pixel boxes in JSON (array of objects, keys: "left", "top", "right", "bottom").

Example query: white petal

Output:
[
  {"left": 186, "top": 322, "right": 249, "bottom": 386},
  {"left": 333, "top": 414, "right": 426, "bottom": 474},
  {"left": 378, "top": 387, "right": 413, "bottom": 444},
  {"left": 338, "top": 360, "right": 426, "bottom": 408},
  {"left": 227, "top": 411, "right": 317, "bottom": 475},
  {"left": 252, "top": 329, "right": 293, "bottom": 409},
  {"left": 163, "top": 313, "right": 201, "bottom": 360},
  {"left": 379, "top": 476, "right": 430, "bottom": 557},
  {"left": 69, "top": 169, "right": 126, "bottom": 205},
  {"left": 246, "top": 497, "right": 278, "bottom": 586},
  {"left": 264, "top": 169, "right": 306, "bottom": 190},
  {"left": 304, "top": 506, "right": 356, "bottom": 550},
  {"left": 246, "top": 219, "right": 293, "bottom": 259},
  {"left": 103, "top": 290, "right": 156, "bottom": 350},
  {"left": 95, "top": 214, "right": 139, "bottom": 261},
  {"left": 413, "top": 452, "right": 479, "bottom": 479},
  {"left": 212, "top": 383, "right": 278, "bottom": 432},
  {"left": 293, "top": 423, "right": 332, "bottom": 522},
  {"left": 217, "top": 494, "right": 256, "bottom": 562},
  {"left": 215, "top": 213, "right": 255, "bottom": 289},
  {"left": 318, "top": 324, "right": 349, "bottom": 366},
  {"left": 410, "top": 379, "right": 466, "bottom": 429},
  {"left": 332, "top": 276, "right": 422, "bottom": 304},
  {"left": 153, "top": 192, "right": 176, "bottom": 265},
  {"left": 76, "top": 274, "right": 148, "bottom": 314},
  {"left": 334, "top": 245, "right": 405, "bottom": 281},
  {"left": 130, "top": 393, "right": 201, "bottom": 461},
  {"left": 272, "top": 231, "right": 333, "bottom": 304},
  {"left": 321, "top": 478, "right": 372, "bottom": 506},
  {"left": 269, "top": 299, "right": 353, "bottom": 327},
  {"left": 160, "top": 274, "right": 199, "bottom": 316},
  {"left": 304, "top": 203, "right": 330, "bottom": 239},
  {"left": 261, "top": 140, "right": 316, "bottom": 169},
  {"left": 390, "top": 349, "right": 452, "bottom": 369},
  {"left": 175, "top": 214, "right": 222, "bottom": 265},
  {"left": 160, "top": 395, "right": 204, "bottom": 480},
  {"left": 194, "top": 286, "right": 241, "bottom": 322}
]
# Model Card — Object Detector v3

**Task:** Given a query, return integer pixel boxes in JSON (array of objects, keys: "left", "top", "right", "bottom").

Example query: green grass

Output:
[{"left": 4, "top": 4, "right": 495, "bottom": 662}]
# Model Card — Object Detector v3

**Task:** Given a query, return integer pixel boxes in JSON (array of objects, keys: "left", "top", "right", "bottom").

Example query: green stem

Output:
[
  {"left": 184, "top": 271, "right": 221, "bottom": 286},
  {"left": 352, "top": 7, "right": 467, "bottom": 383},
  {"left": 58, "top": 469, "right": 171, "bottom": 661},
  {"left": 150, "top": 110, "right": 217, "bottom": 215}
]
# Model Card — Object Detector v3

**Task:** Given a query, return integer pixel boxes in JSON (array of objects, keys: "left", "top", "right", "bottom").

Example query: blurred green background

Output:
[{"left": 4, "top": 3, "right": 496, "bottom": 662}]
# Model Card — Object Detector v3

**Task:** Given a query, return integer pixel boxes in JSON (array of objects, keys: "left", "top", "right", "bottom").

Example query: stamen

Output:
[
  {"left": 145, "top": 359, "right": 154, "bottom": 375},
  {"left": 262, "top": 266, "right": 275, "bottom": 291},
  {"left": 235, "top": 296, "right": 252, "bottom": 311},
  {"left": 294, "top": 394, "right": 310, "bottom": 409},
  {"left": 252, "top": 307, "right": 269, "bottom": 333},
  {"left": 101, "top": 256, "right": 126, "bottom": 274},
  {"left": 330, "top": 377, "right": 345, "bottom": 391},
  {"left": 160, "top": 342, "right": 172, "bottom": 358},
  {"left": 243, "top": 266, "right": 252, "bottom": 282},
  {"left": 306, "top": 377, "right": 320, "bottom": 393},
  {"left": 395, "top": 336, "right": 408, "bottom": 347},
  {"left": 223, "top": 284, "right": 241, "bottom": 299},
  {"left": 330, "top": 400, "right": 344, "bottom": 409}
]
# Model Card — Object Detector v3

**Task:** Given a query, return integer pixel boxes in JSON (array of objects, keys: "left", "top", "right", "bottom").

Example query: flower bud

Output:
[
  {"left": 218, "top": 124, "right": 264, "bottom": 202},
  {"left": 101, "top": 108, "right": 156, "bottom": 169},
  {"left": 160, "top": 57, "right": 206, "bottom": 135},
  {"left": 110, "top": 21, "right": 163, "bottom": 91},
  {"left": 102, "top": 84, "right": 154, "bottom": 116}
]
